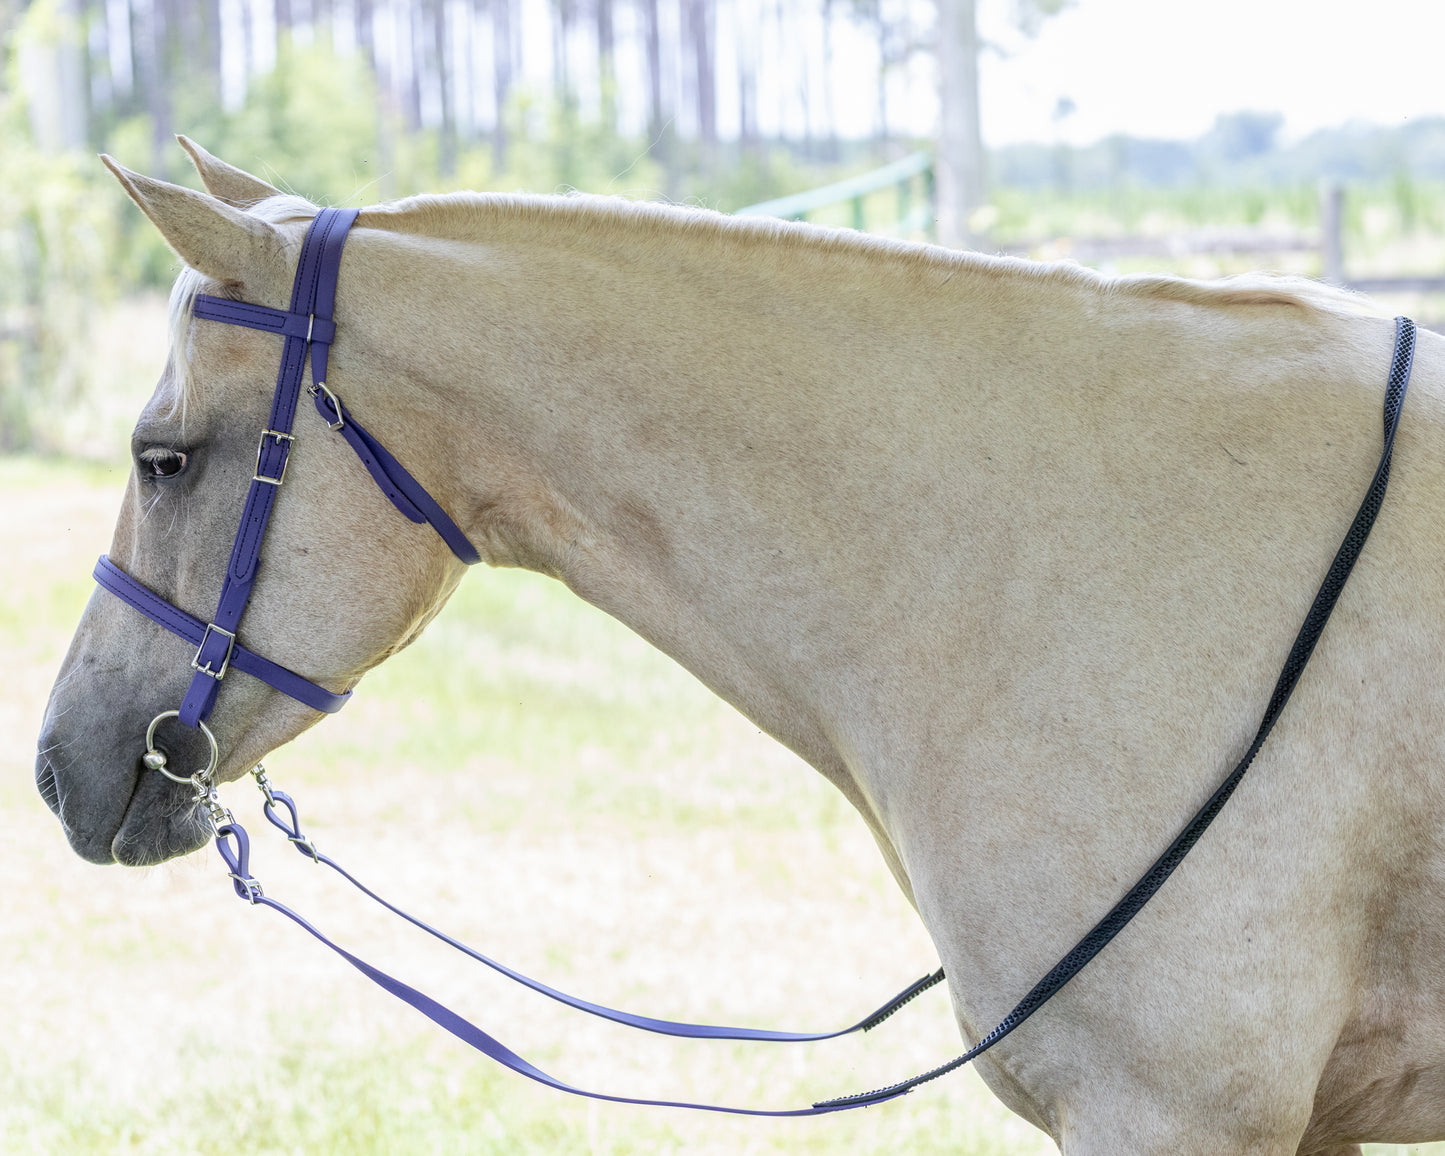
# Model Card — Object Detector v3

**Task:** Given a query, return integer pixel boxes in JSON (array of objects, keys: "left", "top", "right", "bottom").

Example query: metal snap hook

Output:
[{"left": 143, "top": 710, "right": 220, "bottom": 787}]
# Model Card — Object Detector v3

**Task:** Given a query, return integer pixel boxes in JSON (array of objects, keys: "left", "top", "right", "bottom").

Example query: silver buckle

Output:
[
  {"left": 253, "top": 429, "right": 295, "bottom": 485},
  {"left": 229, "top": 873, "right": 265, "bottom": 904},
  {"left": 192, "top": 622, "right": 236, "bottom": 680}
]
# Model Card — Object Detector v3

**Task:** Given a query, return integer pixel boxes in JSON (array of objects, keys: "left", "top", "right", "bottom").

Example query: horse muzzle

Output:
[{"left": 35, "top": 713, "right": 216, "bottom": 866}]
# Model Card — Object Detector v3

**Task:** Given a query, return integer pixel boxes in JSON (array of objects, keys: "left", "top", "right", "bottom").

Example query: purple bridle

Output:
[
  {"left": 88, "top": 202, "right": 1424, "bottom": 1117},
  {"left": 94, "top": 207, "right": 479, "bottom": 737}
]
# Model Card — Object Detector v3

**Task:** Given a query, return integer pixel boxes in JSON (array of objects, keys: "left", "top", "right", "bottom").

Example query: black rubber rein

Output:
[{"left": 819, "top": 316, "right": 1419, "bottom": 1109}]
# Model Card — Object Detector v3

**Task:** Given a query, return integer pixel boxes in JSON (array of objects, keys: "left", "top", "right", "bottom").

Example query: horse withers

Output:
[{"left": 35, "top": 140, "right": 1445, "bottom": 1154}]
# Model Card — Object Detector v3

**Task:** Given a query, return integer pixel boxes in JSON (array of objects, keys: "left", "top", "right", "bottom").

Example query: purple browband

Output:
[{"left": 97, "top": 206, "right": 479, "bottom": 726}]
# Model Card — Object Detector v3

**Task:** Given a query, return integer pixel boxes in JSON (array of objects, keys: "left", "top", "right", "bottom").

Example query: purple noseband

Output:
[{"left": 96, "top": 207, "right": 479, "bottom": 727}]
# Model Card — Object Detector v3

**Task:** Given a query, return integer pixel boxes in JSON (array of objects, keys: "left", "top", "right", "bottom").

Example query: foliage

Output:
[
  {"left": 10, "top": 0, "right": 1445, "bottom": 457},
  {"left": 0, "top": 7, "right": 875, "bottom": 457},
  {"left": 0, "top": 3, "right": 125, "bottom": 450},
  {"left": 209, "top": 39, "right": 384, "bottom": 205},
  {"left": 2, "top": 455, "right": 1049, "bottom": 1156},
  {"left": 994, "top": 112, "right": 1445, "bottom": 191}
]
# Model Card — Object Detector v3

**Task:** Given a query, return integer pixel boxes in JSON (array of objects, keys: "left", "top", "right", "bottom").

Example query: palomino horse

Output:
[{"left": 35, "top": 139, "right": 1445, "bottom": 1154}]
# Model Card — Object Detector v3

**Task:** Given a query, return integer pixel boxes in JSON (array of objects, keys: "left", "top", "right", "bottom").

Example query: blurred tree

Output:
[
  {"left": 682, "top": 0, "right": 715, "bottom": 162},
  {"left": 596, "top": 0, "right": 616, "bottom": 133},
  {"left": 846, "top": 0, "right": 926, "bottom": 153},
  {"left": 935, "top": 0, "right": 982, "bottom": 245},
  {"left": 1, "top": 3, "right": 122, "bottom": 450},
  {"left": 638, "top": 0, "right": 675, "bottom": 193},
  {"left": 736, "top": 6, "right": 758, "bottom": 155},
  {"left": 218, "top": 37, "right": 381, "bottom": 202},
  {"left": 428, "top": 0, "right": 455, "bottom": 175},
  {"left": 274, "top": 0, "right": 291, "bottom": 52},
  {"left": 491, "top": 0, "right": 515, "bottom": 171},
  {"left": 355, "top": 0, "right": 376, "bottom": 75},
  {"left": 139, "top": 0, "right": 175, "bottom": 175},
  {"left": 820, "top": 0, "right": 837, "bottom": 162},
  {"left": 1205, "top": 110, "right": 1285, "bottom": 163},
  {"left": 937, "top": 0, "right": 1072, "bottom": 246},
  {"left": 14, "top": 0, "right": 86, "bottom": 151}
]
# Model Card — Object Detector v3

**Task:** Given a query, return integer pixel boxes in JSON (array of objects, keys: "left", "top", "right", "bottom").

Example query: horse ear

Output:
[
  {"left": 176, "top": 135, "right": 283, "bottom": 207},
  {"left": 101, "top": 154, "right": 283, "bottom": 289}
]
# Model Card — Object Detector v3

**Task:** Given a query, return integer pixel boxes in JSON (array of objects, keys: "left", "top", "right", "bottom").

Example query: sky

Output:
[{"left": 974, "top": 0, "right": 1445, "bottom": 147}]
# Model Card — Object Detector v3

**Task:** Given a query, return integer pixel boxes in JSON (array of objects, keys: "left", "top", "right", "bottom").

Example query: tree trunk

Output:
[
  {"left": 144, "top": 0, "right": 173, "bottom": 176},
  {"left": 431, "top": 0, "right": 455, "bottom": 175},
  {"left": 238, "top": 0, "right": 253, "bottom": 105},
  {"left": 355, "top": 0, "right": 376, "bottom": 72},
  {"left": 736, "top": 14, "right": 757, "bottom": 155},
  {"left": 274, "top": 0, "right": 291, "bottom": 54},
  {"left": 638, "top": 0, "right": 673, "bottom": 194},
  {"left": 491, "top": 0, "right": 513, "bottom": 171},
  {"left": 552, "top": 0, "right": 577, "bottom": 184},
  {"left": 639, "top": 0, "right": 663, "bottom": 137},
  {"left": 875, "top": 11, "right": 889, "bottom": 156},
  {"left": 553, "top": 0, "right": 574, "bottom": 109},
  {"left": 682, "top": 0, "right": 714, "bottom": 155},
  {"left": 16, "top": 0, "right": 88, "bottom": 151},
  {"left": 935, "top": 0, "right": 986, "bottom": 247},
  {"left": 596, "top": 0, "right": 615, "bottom": 133},
  {"left": 403, "top": 1, "right": 422, "bottom": 129},
  {"left": 820, "top": 0, "right": 837, "bottom": 162},
  {"left": 203, "top": 0, "right": 222, "bottom": 106}
]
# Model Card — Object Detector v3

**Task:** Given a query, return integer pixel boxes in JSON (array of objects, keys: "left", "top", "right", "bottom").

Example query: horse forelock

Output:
[{"left": 163, "top": 270, "right": 200, "bottom": 419}]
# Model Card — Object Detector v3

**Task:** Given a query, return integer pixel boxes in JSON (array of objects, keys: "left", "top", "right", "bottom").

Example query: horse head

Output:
[{"left": 36, "top": 141, "right": 471, "bottom": 865}]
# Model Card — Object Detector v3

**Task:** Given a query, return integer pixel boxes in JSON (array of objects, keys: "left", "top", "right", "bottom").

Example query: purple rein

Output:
[
  {"left": 93, "top": 203, "right": 1423, "bottom": 1119},
  {"left": 94, "top": 206, "right": 948, "bottom": 1117}
]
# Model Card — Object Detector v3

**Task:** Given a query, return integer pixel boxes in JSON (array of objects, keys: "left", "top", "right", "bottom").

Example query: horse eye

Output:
[{"left": 139, "top": 449, "right": 189, "bottom": 480}]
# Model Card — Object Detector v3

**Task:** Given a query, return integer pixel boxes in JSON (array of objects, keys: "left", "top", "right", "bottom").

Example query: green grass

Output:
[
  {"left": 8, "top": 453, "right": 1445, "bottom": 1155},
  {"left": 0, "top": 454, "right": 1048, "bottom": 1156}
]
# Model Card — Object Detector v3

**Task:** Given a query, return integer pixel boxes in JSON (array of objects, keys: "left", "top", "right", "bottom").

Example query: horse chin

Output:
[{"left": 111, "top": 772, "right": 214, "bottom": 866}]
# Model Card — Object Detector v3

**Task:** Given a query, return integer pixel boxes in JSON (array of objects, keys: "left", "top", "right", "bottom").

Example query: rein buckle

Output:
[{"left": 229, "top": 873, "right": 265, "bottom": 904}]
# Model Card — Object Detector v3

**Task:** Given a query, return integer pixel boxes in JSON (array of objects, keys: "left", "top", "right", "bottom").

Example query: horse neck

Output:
[{"left": 348, "top": 201, "right": 1020, "bottom": 790}]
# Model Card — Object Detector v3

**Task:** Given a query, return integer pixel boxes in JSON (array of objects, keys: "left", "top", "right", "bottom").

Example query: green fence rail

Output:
[{"left": 735, "top": 150, "right": 935, "bottom": 237}]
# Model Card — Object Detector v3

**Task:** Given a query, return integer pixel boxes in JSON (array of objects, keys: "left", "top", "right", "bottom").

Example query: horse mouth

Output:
[
  {"left": 35, "top": 746, "right": 212, "bottom": 866},
  {"left": 111, "top": 759, "right": 214, "bottom": 865},
  {"left": 106, "top": 786, "right": 213, "bottom": 866}
]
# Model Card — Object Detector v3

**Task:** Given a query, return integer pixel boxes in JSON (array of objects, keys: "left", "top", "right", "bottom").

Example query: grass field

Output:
[
  {"left": 1, "top": 454, "right": 1054, "bottom": 1155},
  {"left": 9, "top": 282, "right": 1445, "bottom": 1153}
]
